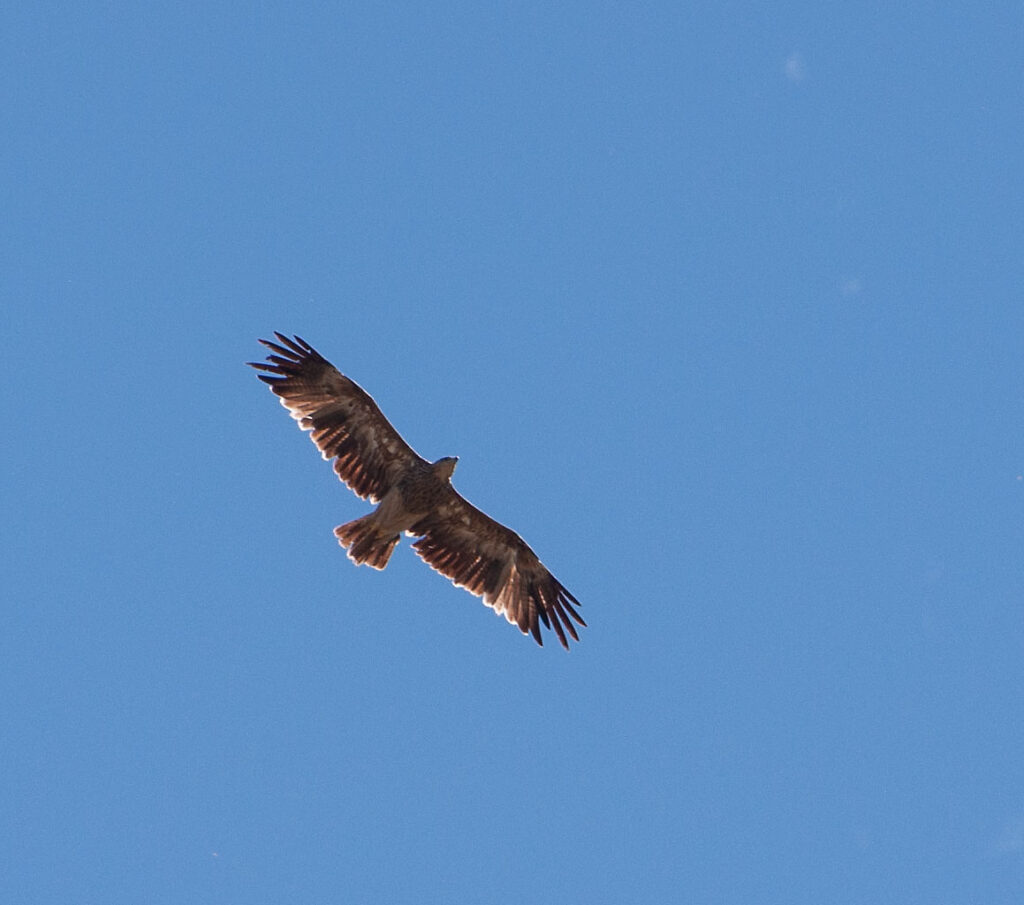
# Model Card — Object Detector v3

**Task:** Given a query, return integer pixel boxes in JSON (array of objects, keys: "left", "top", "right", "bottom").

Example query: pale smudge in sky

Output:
[
  {"left": 840, "top": 277, "right": 863, "bottom": 298},
  {"left": 992, "top": 816, "right": 1024, "bottom": 856},
  {"left": 784, "top": 52, "right": 806, "bottom": 83}
]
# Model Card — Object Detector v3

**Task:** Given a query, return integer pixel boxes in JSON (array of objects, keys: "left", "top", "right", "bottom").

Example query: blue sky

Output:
[{"left": 3, "top": 2, "right": 1023, "bottom": 902}]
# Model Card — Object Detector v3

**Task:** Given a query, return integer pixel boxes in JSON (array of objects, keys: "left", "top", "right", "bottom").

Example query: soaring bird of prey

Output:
[{"left": 249, "top": 333, "right": 585, "bottom": 649}]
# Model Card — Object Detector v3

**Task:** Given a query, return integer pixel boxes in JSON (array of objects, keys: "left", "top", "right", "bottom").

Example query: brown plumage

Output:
[{"left": 249, "top": 333, "right": 585, "bottom": 649}]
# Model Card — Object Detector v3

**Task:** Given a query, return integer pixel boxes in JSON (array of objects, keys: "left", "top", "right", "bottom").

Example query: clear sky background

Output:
[{"left": 3, "top": 3, "right": 1023, "bottom": 903}]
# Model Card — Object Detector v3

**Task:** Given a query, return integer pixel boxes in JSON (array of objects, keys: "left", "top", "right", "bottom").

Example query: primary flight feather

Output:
[{"left": 249, "top": 333, "right": 585, "bottom": 649}]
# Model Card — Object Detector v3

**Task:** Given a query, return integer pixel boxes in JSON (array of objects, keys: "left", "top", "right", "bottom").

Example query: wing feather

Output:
[
  {"left": 249, "top": 333, "right": 424, "bottom": 501},
  {"left": 411, "top": 490, "right": 585, "bottom": 649}
]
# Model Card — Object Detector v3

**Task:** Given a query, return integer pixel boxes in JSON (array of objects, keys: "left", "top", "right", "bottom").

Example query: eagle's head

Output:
[{"left": 432, "top": 456, "right": 459, "bottom": 481}]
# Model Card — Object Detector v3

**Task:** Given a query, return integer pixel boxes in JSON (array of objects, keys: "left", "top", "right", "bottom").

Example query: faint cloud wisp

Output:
[
  {"left": 840, "top": 276, "right": 863, "bottom": 298},
  {"left": 783, "top": 52, "right": 806, "bottom": 83},
  {"left": 989, "top": 813, "right": 1024, "bottom": 858}
]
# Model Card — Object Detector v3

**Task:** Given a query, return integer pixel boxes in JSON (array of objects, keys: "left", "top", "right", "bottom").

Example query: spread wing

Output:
[
  {"left": 410, "top": 490, "right": 585, "bottom": 649},
  {"left": 249, "top": 333, "right": 425, "bottom": 502}
]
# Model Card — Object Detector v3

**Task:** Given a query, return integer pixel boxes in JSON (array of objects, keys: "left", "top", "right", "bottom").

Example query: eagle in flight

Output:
[{"left": 249, "top": 333, "right": 585, "bottom": 649}]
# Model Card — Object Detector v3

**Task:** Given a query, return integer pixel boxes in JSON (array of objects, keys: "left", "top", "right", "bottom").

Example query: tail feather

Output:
[{"left": 334, "top": 514, "right": 399, "bottom": 570}]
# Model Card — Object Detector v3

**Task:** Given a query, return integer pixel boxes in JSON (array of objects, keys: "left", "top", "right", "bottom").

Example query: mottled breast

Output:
[{"left": 397, "top": 461, "right": 450, "bottom": 515}]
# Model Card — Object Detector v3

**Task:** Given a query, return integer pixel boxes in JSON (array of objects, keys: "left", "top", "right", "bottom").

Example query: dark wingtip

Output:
[{"left": 549, "top": 613, "right": 569, "bottom": 650}]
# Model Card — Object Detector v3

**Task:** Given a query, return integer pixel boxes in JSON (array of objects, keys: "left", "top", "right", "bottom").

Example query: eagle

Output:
[{"left": 249, "top": 333, "right": 585, "bottom": 649}]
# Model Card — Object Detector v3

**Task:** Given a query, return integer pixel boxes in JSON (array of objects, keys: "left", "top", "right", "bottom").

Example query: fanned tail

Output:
[{"left": 334, "top": 514, "right": 399, "bottom": 570}]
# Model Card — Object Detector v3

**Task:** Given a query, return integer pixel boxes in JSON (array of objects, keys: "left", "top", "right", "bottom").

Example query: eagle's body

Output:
[{"left": 249, "top": 333, "right": 584, "bottom": 648}]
